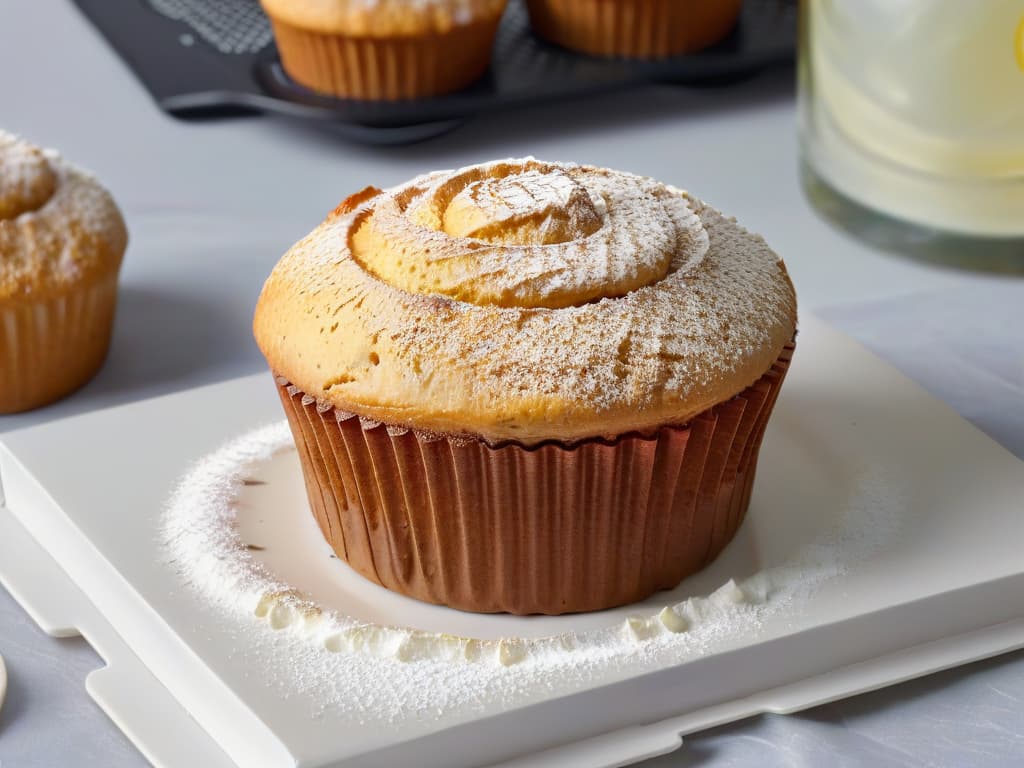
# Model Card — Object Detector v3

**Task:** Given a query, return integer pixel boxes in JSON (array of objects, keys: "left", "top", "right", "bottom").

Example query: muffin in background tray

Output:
[
  {"left": 527, "top": 0, "right": 743, "bottom": 59},
  {"left": 261, "top": 0, "right": 508, "bottom": 100}
]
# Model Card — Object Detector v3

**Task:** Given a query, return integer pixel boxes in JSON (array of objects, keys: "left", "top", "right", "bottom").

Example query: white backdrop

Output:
[{"left": 1, "top": 2, "right": 1022, "bottom": 765}]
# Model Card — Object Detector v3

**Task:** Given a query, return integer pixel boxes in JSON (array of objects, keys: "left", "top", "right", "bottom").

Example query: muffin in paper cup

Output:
[
  {"left": 261, "top": 0, "right": 508, "bottom": 100},
  {"left": 526, "top": 0, "right": 743, "bottom": 59},
  {"left": 0, "top": 131, "right": 126, "bottom": 414},
  {"left": 254, "top": 158, "right": 797, "bottom": 615}
]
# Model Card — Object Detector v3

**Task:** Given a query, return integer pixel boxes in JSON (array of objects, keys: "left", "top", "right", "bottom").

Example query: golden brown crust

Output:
[
  {"left": 0, "top": 131, "right": 127, "bottom": 302},
  {"left": 330, "top": 186, "right": 383, "bottom": 219},
  {"left": 254, "top": 159, "right": 797, "bottom": 445},
  {"left": 526, "top": 0, "right": 742, "bottom": 59},
  {"left": 260, "top": 0, "right": 506, "bottom": 36}
]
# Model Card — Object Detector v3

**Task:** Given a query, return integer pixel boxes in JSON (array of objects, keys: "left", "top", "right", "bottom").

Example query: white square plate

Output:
[{"left": 1, "top": 314, "right": 1022, "bottom": 768}]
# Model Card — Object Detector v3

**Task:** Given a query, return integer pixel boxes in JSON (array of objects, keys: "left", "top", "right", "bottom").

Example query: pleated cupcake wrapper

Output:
[
  {"left": 525, "top": 0, "right": 742, "bottom": 59},
  {"left": 0, "top": 274, "right": 118, "bottom": 414},
  {"left": 277, "top": 342, "right": 793, "bottom": 615},
  {"left": 268, "top": 18, "right": 502, "bottom": 100}
]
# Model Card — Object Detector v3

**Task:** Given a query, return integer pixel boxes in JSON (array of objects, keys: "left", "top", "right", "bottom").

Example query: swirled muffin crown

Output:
[
  {"left": 254, "top": 159, "right": 796, "bottom": 444},
  {"left": 0, "top": 131, "right": 127, "bottom": 301}
]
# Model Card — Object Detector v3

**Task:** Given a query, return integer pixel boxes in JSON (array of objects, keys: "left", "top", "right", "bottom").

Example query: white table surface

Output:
[{"left": 1, "top": 2, "right": 1022, "bottom": 766}]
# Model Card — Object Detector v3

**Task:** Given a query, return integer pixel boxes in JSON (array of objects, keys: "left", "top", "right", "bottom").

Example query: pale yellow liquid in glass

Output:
[{"left": 804, "top": 0, "right": 1024, "bottom": 236}]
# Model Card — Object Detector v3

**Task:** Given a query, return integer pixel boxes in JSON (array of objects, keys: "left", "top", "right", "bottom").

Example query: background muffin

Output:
[
  {"left": 254, "top": 158, "right": 796, "bottom": 614},
  {"left": 261, "top": 0, "right": 508, "bottom": 100},
  {"left": 0, "top": 131, "right": 127, "bottom": 414},
  {"left": 527, "top": 0, "right": 743, "bottom": 59}
]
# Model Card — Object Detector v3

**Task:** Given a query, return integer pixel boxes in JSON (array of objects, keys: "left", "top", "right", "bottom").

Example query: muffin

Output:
[
  {"left": 527, "top": 0, "right": 742, "bottom": 59},
  {"left": 0, "top": 131, "right": 127, "bottom": 414},
  {"left": 254, "top": 158, "right": 796, "bottom": 615},
  {"left": 260, "top": 0, "right": 508, "bottom": 100}
]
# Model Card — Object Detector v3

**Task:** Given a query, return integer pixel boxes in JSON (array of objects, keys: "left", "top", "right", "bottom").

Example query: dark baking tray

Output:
[{"left": 72, "top": 0, "right": 796, "bottom": 143}]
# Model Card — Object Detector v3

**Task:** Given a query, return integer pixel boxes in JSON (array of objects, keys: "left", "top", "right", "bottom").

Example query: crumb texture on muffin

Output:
[
  {"left": 0, "top": 131, "right": 127, "bottom": 302},
  {"left": 254, "top": 158, "right": 796, "bottom": 444}
]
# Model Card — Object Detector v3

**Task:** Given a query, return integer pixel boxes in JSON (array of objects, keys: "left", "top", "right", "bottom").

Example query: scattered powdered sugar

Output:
[
  {"left": 259, "top": 159, "right": 797, "bottom": 443},
  {"left": 163, "top": 422, "right": 899, "bottom": 724},
  {"left": 440, "top": 168, "right": 604, "bottom": 245},
  {"left": 357, "top": 158, "right": 705, "bottom": 310},
  {"left": 0, "top": 131, "right": 57, "bottom": 221}
]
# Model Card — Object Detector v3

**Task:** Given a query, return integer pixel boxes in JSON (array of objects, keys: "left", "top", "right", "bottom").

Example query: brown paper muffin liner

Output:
[
  {"left": 268, "top": 17, "right": 502, "bottom": 100},
  {"left": 277, "top": 342, "right": 793, "bottom": 615},
  {"left": 526, "top": 0, "right": 742, "bottom": 59},
  {"left": 0, "top": 274, "right": 118, "bottom": 414}
]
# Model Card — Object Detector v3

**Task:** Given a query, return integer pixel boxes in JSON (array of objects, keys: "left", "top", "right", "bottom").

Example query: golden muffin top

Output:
[
  {"left": 259, "top": 0, "right": 507, "bottom": 35},
  {"left": 0, "top": 131, "right": 127, "bottom": 302},
  {"left": 254, "top": 158, "right": 797, "bottom": 444}
]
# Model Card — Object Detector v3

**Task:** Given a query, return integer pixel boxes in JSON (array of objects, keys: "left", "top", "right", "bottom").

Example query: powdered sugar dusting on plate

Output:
[{"left": 163, "top": 422, "right": 898, "bottom": 722}]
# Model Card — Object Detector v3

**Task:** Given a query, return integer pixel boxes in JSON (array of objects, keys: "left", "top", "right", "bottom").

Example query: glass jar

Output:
[{"left": 799, "top": 0, "right": 1024, "bottom": 271}]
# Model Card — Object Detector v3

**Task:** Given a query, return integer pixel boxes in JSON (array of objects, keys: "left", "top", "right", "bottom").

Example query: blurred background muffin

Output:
[
  {"left": 526, "top": 0, "right": 743, "bottom": 59},
  {"left": 261, "top": 0, "right": 508, "bottom": 100},
  {"left": 0, "top": 131, "right": 127, "bottom": 413}
]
